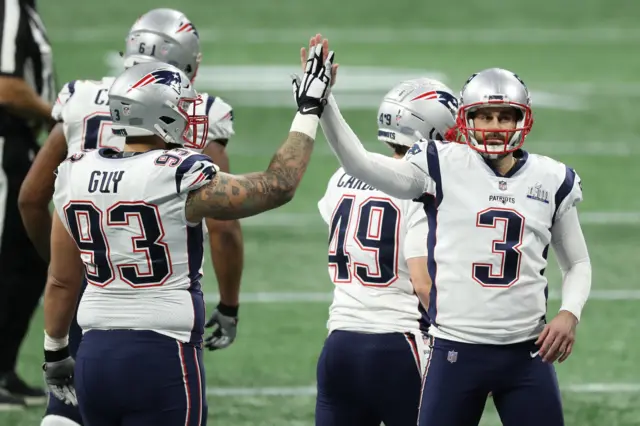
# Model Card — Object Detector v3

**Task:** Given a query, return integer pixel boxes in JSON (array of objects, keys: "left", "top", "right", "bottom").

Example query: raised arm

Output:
[
  {"left": 185, "top": 124, "right": 314, "bottom": 222},
  {"left": 186, "top": 42, "right": 335, "bottom": 223},
  {"left": 320, "top": 94, "right": 428, "bottom": 199},
  {"left": 296, "top": 35, "right": 428, "bottom": 199}
]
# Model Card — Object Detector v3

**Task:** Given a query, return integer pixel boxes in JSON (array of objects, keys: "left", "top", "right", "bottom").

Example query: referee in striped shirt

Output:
[{"left": 0, "top": 0, "right": 55, "bottom": 409}]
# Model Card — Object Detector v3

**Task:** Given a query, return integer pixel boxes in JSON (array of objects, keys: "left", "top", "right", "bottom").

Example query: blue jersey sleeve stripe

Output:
[
  {"left": 205, "top": 96, "right": 216, "bottom": 116},
  {"left": 552, "top": 166, "right": 576, "bottom": 223},
  {"left": 175, "top": 154, "right": 214, "bottom": 194},
  {"left": 419, "top": 140, "right": 443, "bottom": 327},
  {"left": 68, "top": 80, "right": 77, "bottom": 96},
  {"left": 426, "top": 140, "right": 443, "bottom": 206}
]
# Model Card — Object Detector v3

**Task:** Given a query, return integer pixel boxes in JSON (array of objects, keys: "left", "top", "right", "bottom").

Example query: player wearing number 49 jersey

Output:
[
  {"left": 315, "top": 76, "right": 458, "bottom": 426},
  {"left": 318, "top": 62, "right": 592, "bottom": 426},
  {"left": 41, "top": 51, "right": 331, "bottom": 426}
]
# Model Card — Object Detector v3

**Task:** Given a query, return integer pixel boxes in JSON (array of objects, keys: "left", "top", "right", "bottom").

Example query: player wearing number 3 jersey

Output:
[
  {"left": 315, "top": 76, "right": 457, "bottom": 426},
  {"left": 318, "top": 64, "right": 592, "bottom": 426},
  {"left": 40, "top": 43, "right": 333, "bottom": 426}
]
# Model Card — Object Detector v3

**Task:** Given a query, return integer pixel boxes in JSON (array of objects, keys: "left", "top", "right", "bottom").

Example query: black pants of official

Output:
[{"left": 0, "top": 130, "right": 47, "bottom": 375}]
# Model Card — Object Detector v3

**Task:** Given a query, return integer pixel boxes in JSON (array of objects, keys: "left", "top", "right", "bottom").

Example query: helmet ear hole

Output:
[
  {"left": 159, "top": 116, "right": 176, "bottom": 125},
  {"left": 515, "top": 109, "right": 524, "bottom": 121}
]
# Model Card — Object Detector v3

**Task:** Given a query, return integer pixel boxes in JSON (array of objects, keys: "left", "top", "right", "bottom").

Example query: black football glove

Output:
[{"left": 292, "top": 43, "right": 335, "bottom": 118}]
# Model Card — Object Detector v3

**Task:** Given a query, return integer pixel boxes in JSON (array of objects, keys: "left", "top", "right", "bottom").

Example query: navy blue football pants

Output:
[
  {"left": 418, "top": 337, "right": 564, "bottom": 426},
  {"left": 316, "top": 330, "right": 425, "bottom": 426}
]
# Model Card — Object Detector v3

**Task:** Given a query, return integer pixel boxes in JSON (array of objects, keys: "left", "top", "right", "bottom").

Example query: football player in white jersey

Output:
[
  {"left": 41, "top": 49, "right": 333, "bottom": 426},
  {"left": 18, "top": 9, "right": 242, "bottom": 426},
  {"left": 315, "top": 76, "right": 457, "bottom": 426},
  {"left": 308, "top": 38, "right": 591, "bottom": 426}
]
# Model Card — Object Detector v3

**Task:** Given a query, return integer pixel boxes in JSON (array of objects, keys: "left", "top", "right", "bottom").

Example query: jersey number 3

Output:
[
  {"left": 328, "top": 196, "right": 400, "bottom": 287},
  {"left": 64, "top": 201, "right": 172, "bottom": 288},
  {"left": 472, "top": 208, "right": 525, "bottom": 287}
]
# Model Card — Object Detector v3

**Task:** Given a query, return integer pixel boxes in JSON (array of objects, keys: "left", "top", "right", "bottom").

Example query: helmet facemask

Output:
[
  {"left": 456, "top": 101, "right": 533, "bottom": 159},
  {"left": 179, "top": 96, "right": 208, "bottom": 149},
  {"left": 160, "top": 95, "right": 208, "bottom": 149}
]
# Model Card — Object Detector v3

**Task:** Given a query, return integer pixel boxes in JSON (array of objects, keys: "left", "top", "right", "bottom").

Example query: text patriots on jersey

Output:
[
  {"left": 526, "top": 182, "right": 550, "bottom": 204},
  {"left": 489, "top": 194, "right": 515, "bottom": 205}
]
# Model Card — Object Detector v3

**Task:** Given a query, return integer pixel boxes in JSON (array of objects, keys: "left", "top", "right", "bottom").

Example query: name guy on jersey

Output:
[{"left": 87, "top": 170, "right": 125, "bottom": 194}]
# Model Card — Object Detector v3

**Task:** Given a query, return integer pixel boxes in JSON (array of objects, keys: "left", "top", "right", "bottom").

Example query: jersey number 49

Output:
[{"left": 328, "top": 195, "right": 400, "bottom": 287}]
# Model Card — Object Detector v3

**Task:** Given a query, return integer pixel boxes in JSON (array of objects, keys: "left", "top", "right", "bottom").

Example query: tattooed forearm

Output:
[{"left": 186, "top": 131, "right": 314, "bottom": 222}]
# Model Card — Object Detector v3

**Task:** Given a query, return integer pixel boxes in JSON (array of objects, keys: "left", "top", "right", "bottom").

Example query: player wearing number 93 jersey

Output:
[
  {"left": 315, "top": 77, "right": 457, "bottom": 426},
  {"left": 20, "top": 9, "right": 242, "bottom": 426},
  {"left": 40, "top": 52, "right": 329, "bottom": 426},
  {"left": 318, "top": 66, "right": 592, "bottom": 426}
]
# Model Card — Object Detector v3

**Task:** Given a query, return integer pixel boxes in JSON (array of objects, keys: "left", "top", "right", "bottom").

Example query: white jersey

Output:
[
  {"left": 404, "top": 140, "right": 583, "bottom": 345},
  {"left": 52, "top": 77, "right": 235, "bottom": 156},
  {"left": 318, "top": 156, "right": 429, "bottom": 335},
  {"left": 52, "top": 147, "right": 218, "bottom": 343}
]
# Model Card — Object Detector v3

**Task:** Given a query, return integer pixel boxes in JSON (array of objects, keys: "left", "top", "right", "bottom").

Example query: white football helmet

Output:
[
  {"left": 122, "top": 9, "right": 202, "bottom": 81},
  {"left": 108, "top": 62, "right": 209, "bottom": 149},
  {"left": 457, "top": 68, "right": 534, "bottom": 157},
  {"left": 377, "top": 77, "right": 458, "bottom": 147}
]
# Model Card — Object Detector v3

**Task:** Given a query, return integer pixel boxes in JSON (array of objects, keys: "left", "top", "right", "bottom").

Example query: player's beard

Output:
[{"left": 474, "top": 131, "right": 513, "bottom": 161}]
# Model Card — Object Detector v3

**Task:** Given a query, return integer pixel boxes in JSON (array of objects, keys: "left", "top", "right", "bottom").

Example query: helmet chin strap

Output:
[{"left": 479, "top": 151, "right": 509, "bottom": 161}]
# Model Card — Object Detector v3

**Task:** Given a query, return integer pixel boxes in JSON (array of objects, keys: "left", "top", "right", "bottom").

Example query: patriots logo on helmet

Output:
[
  {"left": 128, "top": 69, "right": 183, "bottom": 95},
  {"left": 410, "top": 90, "right": 459, "bottom": 116},
  {"left": 176, "top": 21, "right": 199, "bottom": 37}
]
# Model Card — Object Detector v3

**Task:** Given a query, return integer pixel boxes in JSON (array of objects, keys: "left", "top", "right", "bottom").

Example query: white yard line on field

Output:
[
  {"left": 204, "top": 289, "right": 640, "bottom": 304},
  {"left": 104, "top": 53, "right": 640, "bottom": 112},
  {"left": 54, "top": 27, "right": 640, "bottom": 45},
  {"left": 204, "top": 382, "right": 640, "bottom": 397},
  {"left": 227, "top": 139, "right": 640, "bottom": 158},
  {"left": 238, "top": 211, "right": 640, "bottom": 229}
]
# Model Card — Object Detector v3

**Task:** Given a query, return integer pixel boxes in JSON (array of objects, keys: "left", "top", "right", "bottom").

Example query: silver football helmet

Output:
[
  {"left": 377, "top": 77, "right": 458, "bottom": 147},
  {"left": 122, "top": 9, "right": 202, "bottom": 81},
  {"left": 457, "top": 68, "right": 534, "bottom": 157},
  {"left": 108, "top": 62, "right": 208, "bottom": 149}
]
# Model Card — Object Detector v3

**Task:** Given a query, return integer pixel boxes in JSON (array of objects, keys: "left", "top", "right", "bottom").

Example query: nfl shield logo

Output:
[
  {"left": 498, "top": 180, "right": 507, "bottom": 191},
  {"left": 447, "top": 350, "right": 458, "bottom": 364}
]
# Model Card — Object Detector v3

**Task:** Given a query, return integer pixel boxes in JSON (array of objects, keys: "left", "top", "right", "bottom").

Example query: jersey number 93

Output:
[{"left": 64, "top": 201, "right": 172, "bottom": 288}]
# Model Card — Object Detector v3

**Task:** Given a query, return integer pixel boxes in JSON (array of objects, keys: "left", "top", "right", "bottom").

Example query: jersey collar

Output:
[{"left": 476, "top": 149, "right": 529, "bottom": 178}]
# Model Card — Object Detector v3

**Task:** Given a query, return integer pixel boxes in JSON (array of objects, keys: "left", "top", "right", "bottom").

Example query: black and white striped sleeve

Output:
[{"left": 0, "top": 0, "right": 27, "bottom": 77}]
